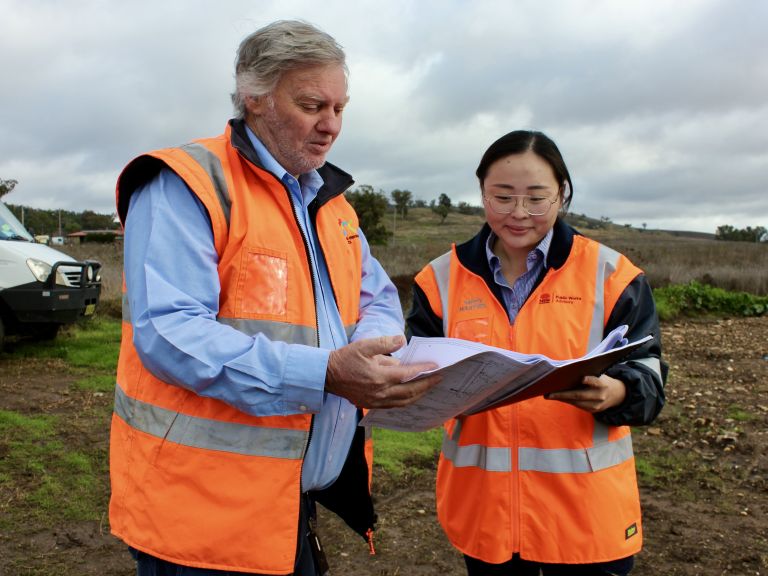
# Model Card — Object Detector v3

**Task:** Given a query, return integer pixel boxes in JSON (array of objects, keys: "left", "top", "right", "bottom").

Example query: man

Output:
[{"left": 109, "top": 20, "right": 439, "bottom": 575}]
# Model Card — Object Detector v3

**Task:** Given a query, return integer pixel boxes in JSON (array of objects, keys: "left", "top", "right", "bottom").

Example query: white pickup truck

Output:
[{"left": 0, "top": 201, "right": 102, "bottom": 348}]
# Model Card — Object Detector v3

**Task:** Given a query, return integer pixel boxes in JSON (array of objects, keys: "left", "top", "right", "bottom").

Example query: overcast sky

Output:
[{"left": 1, "top": 0, "right": 766, "bottom": 233}]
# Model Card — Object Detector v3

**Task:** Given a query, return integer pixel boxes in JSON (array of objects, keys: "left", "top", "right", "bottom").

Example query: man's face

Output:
[{"left": 246, "top": 64, "right": 348, "bottom": 177}]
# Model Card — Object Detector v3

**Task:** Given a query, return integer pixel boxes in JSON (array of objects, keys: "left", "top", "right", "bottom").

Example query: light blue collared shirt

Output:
[
  {"left": 485, "top": 229, "right": 553, "bottom": 323},
  {"left": 124, "top": 127, "right": 404, "bottom": 491}
]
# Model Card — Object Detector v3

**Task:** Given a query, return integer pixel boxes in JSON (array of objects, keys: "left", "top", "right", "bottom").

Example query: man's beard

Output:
[{"left": 263, "top": 99, "right": 326, "bottom": 176}]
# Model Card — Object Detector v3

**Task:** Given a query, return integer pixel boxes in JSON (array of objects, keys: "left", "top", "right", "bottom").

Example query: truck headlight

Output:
[
  {"left": 26, "top": 258, "right": 52, "bottom": 282},
  {"left": 25, "top": 258, "right": 69, "bottom": 286}
]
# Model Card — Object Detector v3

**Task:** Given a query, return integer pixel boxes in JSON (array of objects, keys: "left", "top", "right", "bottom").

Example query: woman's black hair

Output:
[{"left": 476, "top": 130, "right": 573, "bottom": 211}]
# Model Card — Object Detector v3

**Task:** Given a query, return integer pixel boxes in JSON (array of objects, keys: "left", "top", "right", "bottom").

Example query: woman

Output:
[{"left": 407, "top": 130, "right": 667, "bottom": 575}]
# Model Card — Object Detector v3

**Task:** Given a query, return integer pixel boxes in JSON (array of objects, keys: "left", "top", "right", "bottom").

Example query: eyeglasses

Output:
[{"left": 483, "top": 194, "right": 558, "bottom": 216}]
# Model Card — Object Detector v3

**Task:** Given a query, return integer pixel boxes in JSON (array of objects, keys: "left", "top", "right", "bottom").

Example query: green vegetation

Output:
[
  {"left": 0, "top": 410, "right": 105, "bottom": 529},
  {"left": 10, "top": 316, "right": 121, "bottom": 370},
  {"left": 0, "top": 177, "right": 17, "bottom": 198},
  {"left": 345, "top": 185, "right": 389, "bottom": 245},
  {"left": 5, "top": 203, "right": 117, "bottom": 237},
  {"left": 431, "top": 193, "right": 453, "bottom": 224},
  {"left": 653, "top": 281, "right": 768, "bottom": 321},
  {"left": 726, "top": 406, "right": 756, "bottom": 422},
  {"left": 716, "top": 224, "right": 767, "bottom": 243},
  {"left": 0, "top": 318, "right": 120, "bottom": 531},
  {"left": 372, "top": 428, "right": 442, "bottom": 476},
  {"left": 635, "top": 450, "right": 715, "bottom": 499},
  {"left": 391, "top": 189, "right": 413, "bottom": 219}
]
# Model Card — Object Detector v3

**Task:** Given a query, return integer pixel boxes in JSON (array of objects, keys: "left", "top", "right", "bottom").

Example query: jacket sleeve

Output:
[
  {"left": 405, "top": 281, "right": 445, "bottom": 339},
  {"left": 597, "top": 273, "right": 668, "bottom": 426}
]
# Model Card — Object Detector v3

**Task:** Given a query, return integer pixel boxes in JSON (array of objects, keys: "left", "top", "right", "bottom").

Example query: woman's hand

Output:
[{"left": 545, "top": 374, "right": 626, "bottom": 413}]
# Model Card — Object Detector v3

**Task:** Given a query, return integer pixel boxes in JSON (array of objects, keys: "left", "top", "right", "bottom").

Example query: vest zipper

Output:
[
  {"left": 511, "top": 403, "right": 521, "bottom": 554},
  {"left": 285, "top": 185, "right": 320, "bottom": 471}
]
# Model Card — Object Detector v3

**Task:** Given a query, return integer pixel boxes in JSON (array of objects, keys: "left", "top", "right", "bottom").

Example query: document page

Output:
[{"left": 359, "top": 325, "right": 651, "bottom": 432}]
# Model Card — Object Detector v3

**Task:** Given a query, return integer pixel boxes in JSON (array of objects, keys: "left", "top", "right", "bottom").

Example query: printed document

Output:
[{"left": 360, "top": 325, "right": 652, "bottom": 432}]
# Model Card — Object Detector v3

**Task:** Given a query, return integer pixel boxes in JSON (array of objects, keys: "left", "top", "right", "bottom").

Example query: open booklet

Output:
[{"left": 359, "top": 325, "right": 652, "bottom": 432}]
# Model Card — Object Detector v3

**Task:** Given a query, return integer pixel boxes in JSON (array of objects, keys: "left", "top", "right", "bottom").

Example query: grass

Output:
[
  {"left": 726, "top": 406, "right": 755, "bottom": 422},
  {"left": 0, "top": 410, "right": 104, "bottom": 529},
  {"left": 0, "top": 317, "right": 119, "bottom": 532},
  {"left": 372, "top": 428, "right": 442, "bottom": 476},
  {"left": 9, "top": 316, "right": 121, "bottom": 368},
  {"left": 634, "top": 449, "right": 712, "bottom": 500},
  {"left": 653, "top": 281, "right": 768, "bottom": 321}
]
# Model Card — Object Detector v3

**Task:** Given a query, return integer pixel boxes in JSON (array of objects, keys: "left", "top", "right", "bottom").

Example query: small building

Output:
[{"left": 66, "top": 229, "right": 124, "bottom": 245}]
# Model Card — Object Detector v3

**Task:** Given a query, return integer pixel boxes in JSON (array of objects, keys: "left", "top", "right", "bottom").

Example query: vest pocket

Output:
[
  {"left": 238, "top": 248, "right": 288, "bottom": 317},
  {"left": 452, "top": 317, "right": 492, "bottom": 344}
]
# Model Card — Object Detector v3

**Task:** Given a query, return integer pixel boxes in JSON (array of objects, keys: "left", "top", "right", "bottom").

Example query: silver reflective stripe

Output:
[
  {"left": 218, "top": 317, "right": 318, "bottom": 345},
  {"left": 586, "top": 434, "right": 634, "bottom": 471},
  {"left": 437, "top": 243, "right": 638, "bottom": 475},
  {"left": 179, "top": 142, "right": 232, "bottom": 226},
  {"left": 626, "top": 356, "right": 663, "bottom": 380},
  {"left": 443, "top": 419, "right": 634, "bottom": 474},
  {"left": 121, "top": 308, "right": 320, "bottom": 346},
  {"left": 114, "top": 384, "right": 307, "bottom": 459},
  {"left": 429, "top": 252, "right": 452, "bottom": 335},
  {"left": 441, "top": 427, "right": 512, "bottom": 472},
  {"left": 589, "top": 245, "right": 621, "bottom": 350},
  {"left": 518, "top": 434, "right": 633, "bottom": 473}
]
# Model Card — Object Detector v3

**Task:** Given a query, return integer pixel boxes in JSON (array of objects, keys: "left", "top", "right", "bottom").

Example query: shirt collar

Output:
[
  {"left": 244, "top": 125, "right": 324, "bottom": 193},
  {"left": 485, "top": 228, "right": 554, "bottom": 270}
]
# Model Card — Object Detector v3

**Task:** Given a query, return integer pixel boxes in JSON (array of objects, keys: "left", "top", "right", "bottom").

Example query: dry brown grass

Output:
[
  {"left": 57, "top": 209, "right": 767, "bottom": 319},
  {"left": 583, "top": 228, "right": 768, "bottom": 294},
  {"left": 58, "top": 242, "right": 123, "bottom": 316}
]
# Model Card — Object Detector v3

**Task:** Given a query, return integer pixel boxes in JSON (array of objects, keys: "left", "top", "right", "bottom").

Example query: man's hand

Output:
[
  {"left": 325, "top": 335, "right": 442, "bottom": 408},
  {"left": 545, "top": 374, "right": 626, "bottom": 413}
]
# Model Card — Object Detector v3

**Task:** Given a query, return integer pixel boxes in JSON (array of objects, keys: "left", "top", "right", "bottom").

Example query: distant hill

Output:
[{"left": 562, "top": 213, "right": 716, "bottom": 240}]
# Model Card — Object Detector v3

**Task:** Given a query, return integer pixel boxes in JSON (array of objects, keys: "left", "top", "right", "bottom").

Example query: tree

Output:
[
  {"left": 0, "top": 178, "right": 18, "bottom": 199},
  {"left": 80, "top": 209, "right": 115, "bottom": 230},
  {"left": 431, "top": 193, "right": 452, "bottom": 224},
  {"left": 457, "top": 201, "right": 479, "bottom": 215},
  {"left": 390, "top": 189, "right": 412, "bottom": 219},
  {"left": 5, "top": 203, "right": 120, "bottom": 237},
  {"left": 345, "top": 184, "right": 389, "bottom": 245},
  {"left": 716, "top": 224, "right": 767, "bottom": 243}
]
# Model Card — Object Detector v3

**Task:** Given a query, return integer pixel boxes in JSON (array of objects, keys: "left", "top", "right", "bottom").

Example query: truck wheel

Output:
[{"left": 32, "top": 323, "right": 60, "bottom": 341}]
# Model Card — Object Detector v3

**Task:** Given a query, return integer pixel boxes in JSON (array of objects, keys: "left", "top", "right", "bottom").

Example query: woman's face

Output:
[{"left": 482, "top": 150, "right": 562, "bottom": 259}]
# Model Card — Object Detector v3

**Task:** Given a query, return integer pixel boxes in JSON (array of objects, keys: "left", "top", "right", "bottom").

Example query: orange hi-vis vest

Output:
[
  {"left": 415, "top": 235, "right": 645, "bottom": 565},
  {"left": 110, "top": 122, "right": 367, "bottom": 573}
]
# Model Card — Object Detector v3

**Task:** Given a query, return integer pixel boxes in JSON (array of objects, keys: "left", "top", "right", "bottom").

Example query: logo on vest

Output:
[
  {"left": 338, "top": 219, "right": 359, "bottom": 244},
  {"left": 459, "top": 297, "right": 487, "bottom": 312},
  {"left": 539, "top": 292, "right": 582, "bottom": 305},
  {"left": 625, "top": 523, "right": 638, "bottom": 540}
]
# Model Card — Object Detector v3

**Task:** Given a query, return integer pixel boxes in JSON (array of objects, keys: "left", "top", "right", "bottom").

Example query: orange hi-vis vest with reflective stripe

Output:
[
  {"left": 415, "top": 235, "right": 644, "bottom": 565},
  {"left": 110, "top": 122, "right": 365, "bottom": 573}
]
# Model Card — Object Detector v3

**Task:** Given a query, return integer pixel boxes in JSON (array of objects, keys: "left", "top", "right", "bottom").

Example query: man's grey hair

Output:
[{"left": 231, "top": 20, "right": 347, "bottom": 119}]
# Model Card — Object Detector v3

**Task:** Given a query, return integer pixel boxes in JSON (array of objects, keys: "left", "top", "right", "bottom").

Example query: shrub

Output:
[{"left": 653, "top": 281, "right": 768, "bottom": 321}]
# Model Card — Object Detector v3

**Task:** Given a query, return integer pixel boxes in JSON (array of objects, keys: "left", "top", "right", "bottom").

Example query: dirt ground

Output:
[{"left": 0, "top": 316, "right": 766, "bottom": 575}]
